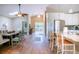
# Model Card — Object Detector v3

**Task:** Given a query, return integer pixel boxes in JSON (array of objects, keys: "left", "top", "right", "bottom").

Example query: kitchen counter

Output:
[{"left": 63, "top": 34, "right": 79, "bottom": 52}]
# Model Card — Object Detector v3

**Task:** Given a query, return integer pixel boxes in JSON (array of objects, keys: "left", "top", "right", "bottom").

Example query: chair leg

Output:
[{"left": 9, "top": 41, "right": 10, "bottom": 46}]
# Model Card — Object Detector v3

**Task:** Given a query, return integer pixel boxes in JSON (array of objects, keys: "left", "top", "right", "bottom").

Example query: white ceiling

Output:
[
  {"left": 1, "top": 4, "right": 79, "bottom": 18},
  {"left": 0, "top": 4, "right": 48, "bottom": 18},
  {"left": 46, "top": 4, "right": 79, "bottom": 13}
]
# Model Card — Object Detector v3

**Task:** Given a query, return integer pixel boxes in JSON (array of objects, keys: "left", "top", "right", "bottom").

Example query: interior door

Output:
[{"left": 22, "top": 21, "right": 27, "bottom": 34}]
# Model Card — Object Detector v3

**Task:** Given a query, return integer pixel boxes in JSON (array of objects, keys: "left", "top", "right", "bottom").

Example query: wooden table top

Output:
[
  {"left": 2, "top": 32, "right": 20, "bottom": 36},
  {"left": 63, "top": 34, "right": 79, "bottom": 43}
]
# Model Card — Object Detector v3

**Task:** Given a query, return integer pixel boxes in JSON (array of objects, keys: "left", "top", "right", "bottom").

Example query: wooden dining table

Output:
[{"left": 2, "top": 32, "right": 20, "bottom": 46}]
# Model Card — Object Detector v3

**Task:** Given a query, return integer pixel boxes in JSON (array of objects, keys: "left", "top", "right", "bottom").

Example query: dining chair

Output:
[
  {"left": 0, "top": 33, "right": 9, "bottom": 45},
  {"left": 62, "top": 37, "right": 75, "bottom": 54},
  {"left": 57, "top": 33, "right": 75, "bottom": 54},
  {"left": 12, "top": 32, "right": 22, "bottom": 46},
  {"left": 49, "top": 32, "right": 54, "bottom": 51},
  {"left": 49, "top": 32, "right": 58, "bottom": 54}
]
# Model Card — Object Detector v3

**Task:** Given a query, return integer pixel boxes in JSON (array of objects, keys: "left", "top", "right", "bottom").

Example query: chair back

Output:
[{"left": 57, "top": 33, "right": 75, "bottom": 54}]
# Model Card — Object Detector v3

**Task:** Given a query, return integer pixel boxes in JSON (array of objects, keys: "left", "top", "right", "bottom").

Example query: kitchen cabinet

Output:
[
  {"left": 47, "top": 13, "right": 79, "bottom": 25},
  {"left": 65, "top": 14, "right": 79, "bottom": 25}
]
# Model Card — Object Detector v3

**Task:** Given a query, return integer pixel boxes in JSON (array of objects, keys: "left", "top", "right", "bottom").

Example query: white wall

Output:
[
  {"left": 0, "top": 16, "right": 12, "bottom": 31},
  {"left": 0, "top": 15, "right": 29, "bottom": 33},
  {"left": 12, "top": 16, "right": 29, "bottom": 32},
  {"left": 12, "top": 17, "right": 25, "bottom": 31}
]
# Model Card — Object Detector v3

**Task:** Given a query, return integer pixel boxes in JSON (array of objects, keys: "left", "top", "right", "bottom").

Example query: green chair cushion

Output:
[{"left": 13, "top": 37, "right": 20, "bottom": 41}]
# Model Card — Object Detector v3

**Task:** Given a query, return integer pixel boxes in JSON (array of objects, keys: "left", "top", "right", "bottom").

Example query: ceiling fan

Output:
[
  {"left": 16, "top": 4, "right": 28, "bottom": 17},
  {"left": 9, "top": 4, "right": 28, "bottom": 17}
]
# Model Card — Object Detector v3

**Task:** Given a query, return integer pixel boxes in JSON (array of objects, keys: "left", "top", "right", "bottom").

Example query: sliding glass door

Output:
[{"left": 34, "top": 22, "right": 45, "bottom": 42}]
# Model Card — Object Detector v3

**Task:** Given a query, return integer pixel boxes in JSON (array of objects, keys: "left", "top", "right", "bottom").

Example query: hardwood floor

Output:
[
  {"left": 1, "top": 34, "right": 79, "bottom": 54},
  {"left": 0, "top": 35, "right": 52, "bottom": 54}
]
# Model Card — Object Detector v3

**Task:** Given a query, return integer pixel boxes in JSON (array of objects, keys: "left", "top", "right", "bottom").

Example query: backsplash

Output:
[{"left": 65, "top": 25, "right": 79, "bottom": 30}]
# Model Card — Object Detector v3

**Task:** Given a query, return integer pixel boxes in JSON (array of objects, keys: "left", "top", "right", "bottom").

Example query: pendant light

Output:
[
  {"left": 16, "top": 4, "right": 28, "bottom": 17},
  {"left": 16, "top": 4, "right": 22, "bottom": 17}
]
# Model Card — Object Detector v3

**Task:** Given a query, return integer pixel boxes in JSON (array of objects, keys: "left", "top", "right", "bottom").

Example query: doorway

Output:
[
  {"left": 34, "top": 22, "right": 45, "bottom": 42},
  {"left": 30, "top": 15, "right": 46, "bottom": 42}
]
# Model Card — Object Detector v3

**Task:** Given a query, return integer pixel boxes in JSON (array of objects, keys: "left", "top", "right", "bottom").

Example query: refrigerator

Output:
[
  {"left": 54, "top": 20, "right": 65, "bottom": 33},
  {"left": 54, "top": 20, "right": 65, "bottom": 47}
]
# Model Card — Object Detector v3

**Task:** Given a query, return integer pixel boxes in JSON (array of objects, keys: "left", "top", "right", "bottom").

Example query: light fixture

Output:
[
  {"left": 68, "top": 9, "right": 73, "bottom": 13},
  {"left": 9, "top": 4, "right": 28, "bottom": 17},
  {"left": 37, "top": 15, "right": 40, "bottom": 18},
  {"left": 16, "top": 4, "right": 28, "bottom": 17},
  {"left": 16, "top": 4, "right": 22, "bottom": 17},
  {"left": 9, "top": 4, "right": 22, "bottom": 16}
]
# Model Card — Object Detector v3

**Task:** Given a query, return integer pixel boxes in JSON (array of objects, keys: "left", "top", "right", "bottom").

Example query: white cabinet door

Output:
[{"left": 65, "top": 14, "right": 79, "bottom": 25}]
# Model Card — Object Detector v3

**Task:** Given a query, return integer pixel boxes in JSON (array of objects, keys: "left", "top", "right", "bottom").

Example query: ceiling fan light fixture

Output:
[
  {"left": 9, "top": 4, "right": 28, "bottom": 17},
  {"left": 16, "top": 4, "right": 22, "bottom": 17},
  {"left": 17, "top": 13, "right": 22, "bottom": 17},
  {"left": 37, "top": 15, "right": 41, "bottom": 18}
]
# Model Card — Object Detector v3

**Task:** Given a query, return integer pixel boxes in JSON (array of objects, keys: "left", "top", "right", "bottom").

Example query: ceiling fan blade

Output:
[
  {"left": 10, "top": 4, "right": 28, "bottom": 17},
  {"left": 16, "top": 13, "right": 28, "bottom": 17}
]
